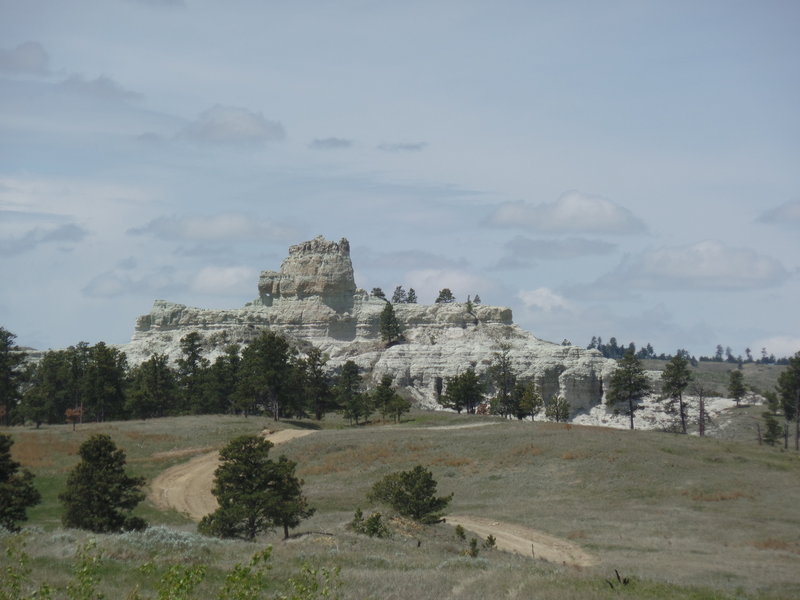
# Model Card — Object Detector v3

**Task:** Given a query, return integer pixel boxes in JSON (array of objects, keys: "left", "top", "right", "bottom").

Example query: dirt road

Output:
[
  {"left": 147, "top": 429, "right": 315, "bottom": 521},
  {"left": 446, "top": 515, "right": 596, "bottom": 567}
]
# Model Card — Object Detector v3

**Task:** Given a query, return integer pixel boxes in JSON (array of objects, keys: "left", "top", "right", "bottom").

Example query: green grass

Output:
[{"left": 4, "top": 411, "right": 800, "bottom": 599}]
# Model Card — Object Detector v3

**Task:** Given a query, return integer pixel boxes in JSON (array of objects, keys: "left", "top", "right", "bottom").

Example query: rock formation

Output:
[{"left": 125, "top": 235, "right": 616, "bottom": 413}]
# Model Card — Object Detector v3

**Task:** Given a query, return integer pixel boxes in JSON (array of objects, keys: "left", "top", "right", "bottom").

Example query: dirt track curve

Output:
[
  {"left": 148, "top": 425, "right": 595, "bottom": 567},
  {"left": 148, "top": 429, "right": 315, "bottom": 521},
  {"left": 446, "top": 515, "right": 596, "bottom": 567}
]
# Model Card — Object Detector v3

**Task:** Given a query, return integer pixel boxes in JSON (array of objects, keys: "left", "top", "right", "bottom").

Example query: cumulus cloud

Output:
[
  {"left": 82, "top": 266, "right": 181, "bottom": 298},
  {"left": 377, "top": 142, "right": 428, "bottom": 152},
  {"left": 190, "top": 266, "right": 256, "bottom": 295},
  {"left": 310, "top": 137, "right": 353, "bottom": 150},
  {"left": 178, "top": 105, "right": 285, "bottom": 145},
  {"left": 517, "top": 287, "right": 573, "bottom": 312},
  {"left": 128, "top": 213, "right": 294, "bottom": 243},
  {"left": 486, "top": 191, "right": 646, "bottom": 234},
  {"left": 356, "top": 249, "right": 466, "bottom": 270},
  {"left": 0, "top": 223, "right": 88, "bottom": 256},
  {"left": 59, "top": 74, "right": 143, "bottom": 103},
  {"left": 0, "top": 41, "right": 49, "bottom": 75},
  {"left": 751, "top": 336, "right": 800, "bottom": 359},
  {"left": 757, "top": 200, "right": 800, "bottom": 228},
  {"left": 496, "top": 235, "right": 617, "bottom": 268},
  {"left": 596, "top": 240, "right": 788, "bottom": 291}
]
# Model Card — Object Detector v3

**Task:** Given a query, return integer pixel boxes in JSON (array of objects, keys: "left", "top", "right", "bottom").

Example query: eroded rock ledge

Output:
[{"left": 126, "top": 235, "right": 615, "bottom": 412}]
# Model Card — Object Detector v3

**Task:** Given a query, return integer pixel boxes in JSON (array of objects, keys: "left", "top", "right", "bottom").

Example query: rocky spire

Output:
[{"left": 257, "top": 236, "right": 356, "bottom": 307}]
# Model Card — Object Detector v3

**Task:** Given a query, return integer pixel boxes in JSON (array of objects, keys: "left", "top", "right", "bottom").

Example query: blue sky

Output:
[{"left": 1, "top": 0, "right": 798, "bottom": 358}]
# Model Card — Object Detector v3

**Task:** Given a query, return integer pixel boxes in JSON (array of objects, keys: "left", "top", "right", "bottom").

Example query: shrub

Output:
[{"left": 368, "top": 465, "right": 452, "bottom": 524}]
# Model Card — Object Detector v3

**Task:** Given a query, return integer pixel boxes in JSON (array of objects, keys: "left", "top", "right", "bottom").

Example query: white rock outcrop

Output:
[{"left": 125, "top": 236, "right": 617, "bottom": 413}]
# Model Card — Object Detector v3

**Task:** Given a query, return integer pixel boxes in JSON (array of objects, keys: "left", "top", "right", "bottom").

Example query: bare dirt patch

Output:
[
  {"left": 446, "top": 515, "right": 596, "bottom": 568},
  {"left": 147, "top": 428, "right": 315, "bottom": 521}
]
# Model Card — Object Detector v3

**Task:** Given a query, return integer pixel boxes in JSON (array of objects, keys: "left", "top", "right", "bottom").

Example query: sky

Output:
[{"left": 1, "top": 0, "right": 799, "bottom": 359}]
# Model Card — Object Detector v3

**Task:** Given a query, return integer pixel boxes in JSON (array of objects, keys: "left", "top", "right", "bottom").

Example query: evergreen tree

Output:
[
  {"left": 473, "top": 294, "right": 481, "bottom": 304},
  {"left": 371, "top": 287, "right": 386, "bottom": 299},
  {"left": 661, "top": 354, "right": 693, "bottom": 433},
  {"left": 606, "top": 350, "right": 651, "bottom": 429},
  {"left": 368, "top": 465, "right": 452, "bottom": 524},
  {"left": 199, "top": 435, "right": 314, "bottom": 540},
  {"left": 0, "top": 434, "right": 41, "bottom": 531},
  {"left": 125, "top": 353, "right": 178, "bottom": 419},
  {"left": 373, "top": 375, "right": 412, "bottom": 423},
  {"left": 489, "top": 345, "right": 516, "bottom": 417},
  {"left": 727, "top": 370, "right": 746, "bottom": 407},
  {"left": 60, "top": 434, "right": 146, "bottom": 533},
  {"left": 335, "top": 360, "right": 371, "bottom": 425},
  {"left": 513, "top": 380, "right": 543, "bottom": 421},
  {"left": 545, "top": 394, "right": 570, "bottom": 422},
  {"left": 406, "top": 288, "right": 418, "bottom": 304},
  {"left": 204, "top": 344, "right": 241, "bottom": 415},
  {"left": 391, "top": 286, "right": 407, "bottom": 303},
  {"left": 434, "top": 288, "right": 456, "bottom": 303},
  {"left": 83, "top": 343, "right": 128, "bottom": 422},
  {"left": 442, "top": 368, "right": 484, "bottom": 414},
  {"left": 236, "top": 331, "right": 294, "bottom": 420},
  {"left": 777, "top": 352, "right": 800, "bottom": 451},
  {"left": 0, "top": 328, "right": 27, "bottom": 426},
  {"left": 301, "top": 347, "right": 334, "bottom": 420},
  {"left": 380, "top": 302, "right": 402, "bottom": 345},
  {"left": 177, "top": 332, "right": 210, "bottom": 414},
  {"left": 21, "top": 349, "right": 72, "bottom": 426}
]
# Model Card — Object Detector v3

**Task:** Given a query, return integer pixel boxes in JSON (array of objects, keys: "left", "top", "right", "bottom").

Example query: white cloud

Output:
[
  {"left": 59, "top": 74, "right": 143, "bottom": 103},
  {"left": 598, "top": 240, "right": 788, "bottom": 291},
  {"left": 178, "top": 105, "right": 285, "bottom": 145},
  {"left": 0, "top": 41, "right": 49, "bottom": 75},
  {"left": 190, "top": 266, "right": 255, "bottom": 295},
  {"left": 517, "top": 287, "right": 573, "bottom": 312},
  {"left": 128, "top": 213, "right": 294, "bottom": 242},
  {"left": 757, "top": 200, "right": 800, "bottom": 228},
  {"left": 405, "top": 269, "right": 493, "bottom": 304},
  {"left": 496, "top": 235, "right": 617, "bottom": 267},
  {"left": 487, "top": 190, "right": 646, "bottom": 234},
  {"left": 82, "top": 266, "right": 181, "bottom": 298},
  {"left": 751, "top": 336, "right": 800, "bottom": 359}
]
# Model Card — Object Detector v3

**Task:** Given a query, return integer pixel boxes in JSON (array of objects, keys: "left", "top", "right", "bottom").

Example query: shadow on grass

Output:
[{"left": 280, "top": 419, "right": 323, "bottom": 430}]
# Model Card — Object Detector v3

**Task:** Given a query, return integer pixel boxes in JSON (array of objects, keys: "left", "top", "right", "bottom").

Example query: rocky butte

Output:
[{"left": 126, "top": 236, "right": 617, "bottom": 413}]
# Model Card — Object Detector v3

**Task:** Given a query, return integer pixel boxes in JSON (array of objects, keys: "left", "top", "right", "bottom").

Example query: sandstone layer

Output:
[{"left": 125, "top": 236, "right": 616, "bottom": 412}]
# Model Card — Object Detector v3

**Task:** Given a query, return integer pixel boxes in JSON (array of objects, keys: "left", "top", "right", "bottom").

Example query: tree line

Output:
[
  {"left": 603, "top": 347, "right": 800, "bottom": 448},
  {"left": 0, "top": 326, "right": 412, "bottom": 428},
  {"left": 587, "top": 335, "right": 790, "bottom": 365}
]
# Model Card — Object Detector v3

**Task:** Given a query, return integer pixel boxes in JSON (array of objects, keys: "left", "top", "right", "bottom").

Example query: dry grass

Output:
[{"left": 4, "top": 411, "right": 800, "bottom": 599}]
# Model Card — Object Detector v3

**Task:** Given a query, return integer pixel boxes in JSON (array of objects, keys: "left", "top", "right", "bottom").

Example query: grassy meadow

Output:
[{"left": 3, "top": 410, "right": 800, "bottom": 599}]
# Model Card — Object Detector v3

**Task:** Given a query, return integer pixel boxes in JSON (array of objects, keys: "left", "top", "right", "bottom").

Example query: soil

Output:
[
  {"left": 446, "top": 515, "right": 596, "bottom": 568},
  {"left": 147, "top": 428, "right": 315, "bottom": 521}
]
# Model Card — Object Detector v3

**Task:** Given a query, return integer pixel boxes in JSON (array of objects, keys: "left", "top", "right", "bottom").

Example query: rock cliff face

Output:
[{"left": 126, "top": 236, "right": 616, "bottom": 413}]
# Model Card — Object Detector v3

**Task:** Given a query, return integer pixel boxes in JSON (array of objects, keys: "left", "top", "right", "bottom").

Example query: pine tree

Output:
[
  {"left": 777, "top": 352, "right": 800, "bottom": 451},
  {"left": 435, "top": 288, "right": 455, "bottom": 303},
  {"left": 406, "top": 288, "right": 418, "bottom": 304},
  {"left": 442, "top": 368, "right": 484, "bottom": 414},
  {"left": 727, "top": 370, "right": 746, "bottom": 407},
  {"left": 369, "top": 465, "right": 452, "bottom": 524},
  {"left": 380, "top": 302, "right": 402, "bottom": 345},
  {"left": 60, "top": 434, "right": 146, "bottom": 532},
  {"left": 236, "top": 331, "right": 294, "bottom": 420},
  {"left": 199, "top": 435, "right": 314, "bottom": 540},
  {"left": 391, "top": 286, "right": 407, "bottom": 303},
  {"left": 545, "top": 395, "right": 570, "bottom": 422},
  {"left": 661, "top": 354, "right": 693, "bottom": 433},
  {"left": 0, "top": 434, "right": 41, "bottom": 531},
  {"left": 606, "top": 350, "right": 651, "bottom": 429},
  {"left": 0, "top": 328, "right": 27, "bottom": 426}
]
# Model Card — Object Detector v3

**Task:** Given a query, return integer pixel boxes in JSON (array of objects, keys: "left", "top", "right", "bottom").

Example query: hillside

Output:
[{"left": 3, "top": 412, "right": 800, "bottom": 599}]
